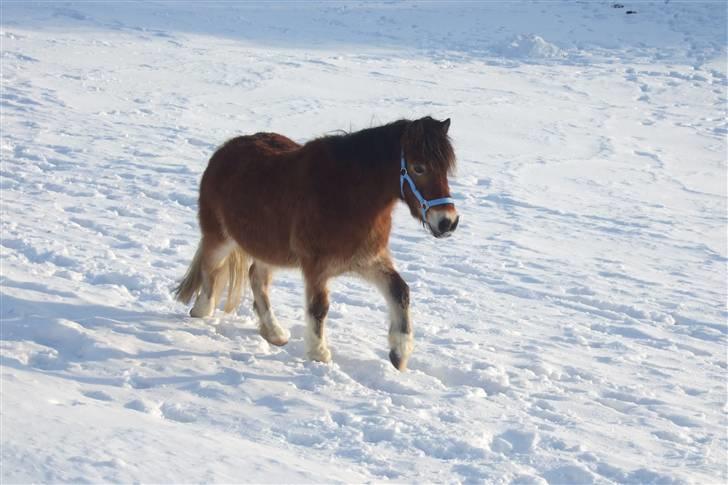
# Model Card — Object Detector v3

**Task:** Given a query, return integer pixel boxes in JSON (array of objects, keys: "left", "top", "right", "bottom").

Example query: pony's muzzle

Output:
[
  {"left": 438, "top": 215, "right": 459, "bottom": 234},
  {"left": 427, "top": 208, "right": 459, "bottom": 238}
]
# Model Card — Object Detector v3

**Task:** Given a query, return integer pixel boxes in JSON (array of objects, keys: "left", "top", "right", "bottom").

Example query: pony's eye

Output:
[{"left": 412, "top": 164, "right": 426, "bottom": 175}]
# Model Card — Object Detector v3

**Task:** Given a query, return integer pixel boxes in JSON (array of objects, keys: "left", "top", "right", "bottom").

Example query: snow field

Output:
[{"left": 1, "top": 1, "right": 726, "bottom": 483}]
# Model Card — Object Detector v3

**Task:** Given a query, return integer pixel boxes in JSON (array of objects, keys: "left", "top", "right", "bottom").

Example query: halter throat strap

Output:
[{"left": 399, "top": 149, "right": 455, "bottom": 221}]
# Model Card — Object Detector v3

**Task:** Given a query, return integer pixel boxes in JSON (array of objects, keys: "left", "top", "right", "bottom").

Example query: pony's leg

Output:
[
  {"left": 302, "top": 264, "right": 332, "bottom": 363},
  {"left": 360, "top": 257, "right": 413, "bottom": 371},
  {"left": 190, "top": 236, "right": 234, "bottom": 318},
  {"left": 249, "top": 262, "right": 289, "bottom": 346}
]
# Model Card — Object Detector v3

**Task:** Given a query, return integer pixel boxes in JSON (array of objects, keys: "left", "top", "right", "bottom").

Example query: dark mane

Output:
[
  {"left": 402, "top": 116, "right": 456, "bottom": 175},
  {"left": 317, "top": 119, "right": 407, "bottom": 167},
  {"left": 313, "top": 117, "right": 455, "bottom": 173}
]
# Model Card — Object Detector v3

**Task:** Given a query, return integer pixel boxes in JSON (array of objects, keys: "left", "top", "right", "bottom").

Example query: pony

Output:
[{"left": 175, "top": 116, "right": 459, "bottom": 370}]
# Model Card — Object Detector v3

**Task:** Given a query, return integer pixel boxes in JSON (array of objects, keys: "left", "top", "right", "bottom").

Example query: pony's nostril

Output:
[
  {"left": 451, "top": 216, "right": 460, "bottom": 232},
  {"left": 438, "top": 218, "right": 452, "bottom": 234}
]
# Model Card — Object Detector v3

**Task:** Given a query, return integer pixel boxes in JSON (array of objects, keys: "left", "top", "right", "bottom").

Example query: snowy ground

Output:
[{"left": 1, "top": 1, "right": 726, "bottom": 483}]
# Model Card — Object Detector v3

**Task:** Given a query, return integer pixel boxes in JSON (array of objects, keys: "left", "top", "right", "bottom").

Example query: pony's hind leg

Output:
[
  {"left": 302, "top": 263, "right": 332, "bottom": 363},
  {"left": 189, "top": 236, "right": 235, "bottom": 318},
  {"left": 249, "top": 261, "right": 289, "bottom": 346},
  {"left": 360, "top": 257, "right": 413, "bottom": 371}
]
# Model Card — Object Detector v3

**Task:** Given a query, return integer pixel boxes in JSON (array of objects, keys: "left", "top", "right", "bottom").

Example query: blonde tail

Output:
[
  {"left": 174, "top": 242, "right": 249, "bottom": 313},
  {"left": 223, "top": 245, "right": 248, "bottom": 313},
  {"left": 174, "top": 244, "right": 204, "bottom": 304}
]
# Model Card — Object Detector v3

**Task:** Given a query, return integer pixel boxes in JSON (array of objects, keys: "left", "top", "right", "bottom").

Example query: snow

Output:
[
  {"left": 1, "top": 1, "right": 726, "bottom": 483},
  {"left": 494, "top": 35, "right": 566, "bottom": 60}
]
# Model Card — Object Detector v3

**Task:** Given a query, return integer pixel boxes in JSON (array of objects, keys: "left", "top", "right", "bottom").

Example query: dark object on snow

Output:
[
  {"left": 612, "top": 3, "right": 625, "bottom": 8},
  {"left": 626, "top": 10, "right": 638, "bottom": 14}
]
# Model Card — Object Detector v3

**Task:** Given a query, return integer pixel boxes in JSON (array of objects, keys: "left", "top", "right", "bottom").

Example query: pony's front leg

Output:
[
  {"left": 249, "top": 262, "right": 289, "bottom": 346},
  {"left": 361, "top": 258, "right": 413, "bottom": 371},
  {"left": 302, "top": 265, "right": 332, "bottom": 363}
]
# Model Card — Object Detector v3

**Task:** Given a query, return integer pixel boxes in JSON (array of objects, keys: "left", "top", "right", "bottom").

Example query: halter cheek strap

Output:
[{"left": 400, "top": 150, "right": 455, "bottom": 221}]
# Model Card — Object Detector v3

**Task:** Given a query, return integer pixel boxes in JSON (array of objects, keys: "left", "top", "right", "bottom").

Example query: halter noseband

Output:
[{"left": 400, "top": 149, "right": 455, "bottom": 221}]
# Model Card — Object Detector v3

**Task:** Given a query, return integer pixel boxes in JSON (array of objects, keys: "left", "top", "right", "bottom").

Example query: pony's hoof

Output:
[
  {"left": 307, "top": 347, "right": 332, "bottom": 363},
  {"left": 190, "top": 307, "right": 212, "bottom": 318},
  {"left": 389, "top": 349, "right": 408, "bottom": 371},
  {"left": 260, "top": 325, "right": 289, "bottom": 346},
  {"left": 263, "top": 336, "right": 288, "bottom": 347}
]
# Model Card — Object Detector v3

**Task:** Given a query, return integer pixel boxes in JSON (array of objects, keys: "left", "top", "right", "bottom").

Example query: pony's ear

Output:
[{"left": 441, "top": 118, "right": 451, "bottom": 133}]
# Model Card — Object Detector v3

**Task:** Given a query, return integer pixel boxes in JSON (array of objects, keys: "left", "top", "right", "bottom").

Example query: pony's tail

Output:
[
  {"left": 174, "top": 244, "right": 204, "bottom": 305},
  {"left": 223, "top": 245, "right": 248, "bottom": 313},
  {"left": 174, "top": 242, "right": 249, "bottom": 313}
]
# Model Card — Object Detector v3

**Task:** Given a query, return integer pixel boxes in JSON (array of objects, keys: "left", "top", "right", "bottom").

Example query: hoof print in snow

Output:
[
  {"left": 492, "top": 429, "right": 539, "bottom": 454},
  {"left": 542, "top": 464, "right": 595, "bottom": 484},
  {"left": 124, "top": 399, "right": 161, "bottom": 418},
  {"left": 82, "top": 390, "right": 113, "bottom": 402},
  {"left": 161, "top": 403, "right": 197, "bottom": 423}
]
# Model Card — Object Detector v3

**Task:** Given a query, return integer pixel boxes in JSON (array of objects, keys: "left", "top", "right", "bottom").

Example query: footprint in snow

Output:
[
  {"left": 82, "top": 390, "right": 113, "bottom": 401},
  {"left": 491, "top": 429, "right": 539, "bottom": 454},
  {"left": 541, "top": 464, "right": 595, "bottom": 484},
  {"left": 125, "top": 399, "right": 163, "bottom": 418},
  {"left": 160, "top": 402, "right": 198, "bottom": 423}
]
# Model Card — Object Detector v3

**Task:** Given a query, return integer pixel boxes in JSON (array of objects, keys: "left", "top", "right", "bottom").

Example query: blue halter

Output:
[{"left": 400, "top": 149, "right": 455, "bottom": 221}]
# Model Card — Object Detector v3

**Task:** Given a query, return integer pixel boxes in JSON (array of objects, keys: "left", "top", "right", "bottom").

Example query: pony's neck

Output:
[
  {"left": 349, "top": 122, "right": 406, "bottom": 211},
  {"left": 360, "top": 152, "right": 401, "bottom": 213},
  {"left": 317, "top": 120, "right": 409, "bottom": 224}
]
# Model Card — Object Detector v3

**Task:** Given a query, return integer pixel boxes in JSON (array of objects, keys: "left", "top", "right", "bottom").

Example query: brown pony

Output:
[{"left": 175, "top": 116, "right": 459, "bottom": 370}]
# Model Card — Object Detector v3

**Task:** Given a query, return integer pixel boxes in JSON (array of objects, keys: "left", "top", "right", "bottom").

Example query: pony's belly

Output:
[
  {"left": 250, "top": 250, "right": 299, "bottom": 268},
  {"left": 231, "top": 231, "right": 299, "bottom": 268}
]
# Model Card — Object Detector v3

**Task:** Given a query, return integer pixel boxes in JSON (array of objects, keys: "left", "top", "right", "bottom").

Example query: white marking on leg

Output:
[
  {"left": 303, "top": 285, "right": 331, "bottom": 363},
  {"left": 389, "top": 330, "right": 414, "bottom": 367},
  {"left": 360, "top": 260, "right": 414, "bottom": 370},
  {"left": 301, "top": 265, "right": 332, "bottom": 363},
  {"left": 304, "top": 312, "right": 331, "bottom": 363},
  {"left": 250, "top": 262, "right": 289, "bottom": 346},
  {"left": 259, "top": 309, "right": 289, "bottom": 346}
]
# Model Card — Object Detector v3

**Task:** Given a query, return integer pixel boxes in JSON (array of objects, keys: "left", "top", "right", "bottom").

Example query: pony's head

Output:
[{"left": 400, "top": 116, "right": 459, "bottom": 238}]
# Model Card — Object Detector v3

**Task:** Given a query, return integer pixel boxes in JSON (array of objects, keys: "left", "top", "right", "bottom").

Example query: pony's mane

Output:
[
  {"left": 315, "top": 117, "right": 455, "bottom": 174},
  {"left": 402, "top": 116, "right": 456, "bottom": 175}
]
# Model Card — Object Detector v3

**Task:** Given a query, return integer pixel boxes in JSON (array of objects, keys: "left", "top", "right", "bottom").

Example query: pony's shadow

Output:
[{"left": 0, "top": 290, "right": 260, "bottom": 388}]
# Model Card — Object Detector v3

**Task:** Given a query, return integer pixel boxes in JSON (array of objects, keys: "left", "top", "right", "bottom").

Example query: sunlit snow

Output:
[{"left": 1, "top": 2, "right": 726, "bottom": 483}]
